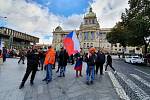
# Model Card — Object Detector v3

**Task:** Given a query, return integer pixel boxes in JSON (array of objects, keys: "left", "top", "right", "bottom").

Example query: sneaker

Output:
[
  {"left": 19, "top": 83, "right": 24, "bottom": 89},
  {"left": 90, "top": 81, "right": 93, "bottom": 84},
  {"left": 30, "top": 81, "right": 34, "bottom": 85},
  {"left": 46, "top": 80, "right": 51, "bottom": 84},
  {"left": 42, "top": 78, "right": 46, "bottom": 81},
  {"left": 58, "top": 75, "right": 62, "bottom": 77},
  {"left": 86, "top": 81, "right": 89, "bottom": 85}
]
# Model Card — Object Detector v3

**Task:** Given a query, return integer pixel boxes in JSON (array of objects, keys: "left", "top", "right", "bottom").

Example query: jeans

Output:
[
  {"left": 60, "top": 66, "right": 66, "bottom": 76},
  {"left": 45, "top": 64, "right": 52, "bottom": 81},
  {"left": 86, "top": 65, "right": 95, "bottom": 81}
]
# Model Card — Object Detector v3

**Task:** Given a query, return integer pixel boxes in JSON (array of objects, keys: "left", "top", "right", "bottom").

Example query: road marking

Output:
[
  {"left": 131, "top": 74, "right": 150, "bottom": 88},
  {"left": 107, "top": 71, "right": 130, "bottom": 100},
  {"left": 134, "top": 68, "right": 150, "bottom": 76},
  {"left": 118, "top": 72, "right": 150, "bottom": 100}
]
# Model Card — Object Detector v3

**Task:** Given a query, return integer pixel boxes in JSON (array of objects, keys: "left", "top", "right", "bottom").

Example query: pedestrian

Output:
[
  {"left": 19, "top": 47, "right": 39, "bottom": 89},
  {"left": 85, "top": 47, "right": 96, "bottom": 85},
  {"left": 18, "top": 49, "right": 25, "bottom": 64},
  {"left": 0, "top": 49, "right": 3, "bottom": 64},
  {"left": 42, "top": 46, "right": 56, "bottom": 84},
  {"left": 105, "top": 54, "right": 116, "bottom": 74},
  {"left": 58, "top": 47, "right": 68, "bottom": 77},
  {"left": 74, "top": 53, "right": 83, "bottom": 77},
  {"left": 56, "top": 50, "right": 60, "bottom": 73},
  {"left": 38, "top": 49, "right": 45, "bottom": 70},
  {"left": 2, "top": 47, "right": 7, "bottom": 62},
  {"left": 70, "top": 54, "right": 74, "bottom": 65},
  {"left": 95, "top": 50, "right": 105, "bottom": 75}
]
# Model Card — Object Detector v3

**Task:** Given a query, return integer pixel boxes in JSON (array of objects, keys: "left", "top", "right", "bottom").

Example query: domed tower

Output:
[
  {"left": 80, "top": 7, "right": 100, "bottom": 30},
  {"left": 79, "top": 7, "right": 100, "bottom": 51}
]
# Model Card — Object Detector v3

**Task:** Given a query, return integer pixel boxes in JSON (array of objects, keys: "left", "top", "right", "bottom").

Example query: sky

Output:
[{"left": 0, "top": 0, "right": 129, "bottom": 44}]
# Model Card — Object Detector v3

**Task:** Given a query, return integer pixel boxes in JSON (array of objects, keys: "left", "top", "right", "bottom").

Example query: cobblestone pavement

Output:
[
  {"left": 0, "top": 58, "right": 119, "bottom": 100},
  {"left": 109, "top": 59, "right": 150, "bottom": 100}
]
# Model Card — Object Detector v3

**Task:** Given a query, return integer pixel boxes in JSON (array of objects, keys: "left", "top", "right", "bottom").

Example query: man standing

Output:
[
  {"left": 58, "top": 47, "right": 68, "bottom": 77},
  {"left": 43, "top": 46, "right": 55, "bottom": 84},
  {"left": 2, "top": 47, "right": 7, "bottom": 62},
  {"left": 96, "top": 50, "right": 105, "bottom": 75},
  {"left": 85, "top": 47, "right": 96, "bottom": 85},
  {"left": 19, "top": 47, "right": 39, "bottom": 89}
]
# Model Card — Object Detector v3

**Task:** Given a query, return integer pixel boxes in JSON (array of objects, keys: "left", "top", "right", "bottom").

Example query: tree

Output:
[
  {"left": 122, "top": 0, "right": 150, "bottom": 55},
  {"left": 106, "top": 22, "right": 128, "bottom": 57}
]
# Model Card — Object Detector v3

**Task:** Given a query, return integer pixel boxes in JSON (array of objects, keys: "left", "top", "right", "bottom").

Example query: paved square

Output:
[{"left": 0, "top": 59, "right": 119, "bottom": 100}]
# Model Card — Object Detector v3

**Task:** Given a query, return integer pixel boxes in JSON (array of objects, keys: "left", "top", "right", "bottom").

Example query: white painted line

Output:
[
  {"left": 108, "top": 71, "right": 130, "bottom": 100},
  {"left": 134, "top": 68, "right": 150, "bottom": 76},
  {"left": 118, "top": 72, "right": 150, "bottom": 100},
  {"left": 131, "top": 74, "right": 150, "bottom": 88}
]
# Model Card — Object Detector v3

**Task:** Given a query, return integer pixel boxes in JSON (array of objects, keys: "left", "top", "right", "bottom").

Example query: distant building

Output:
[
  {"left": 52, "top": 7, "right": 142, "bottom": 54},
  {"left": 0, "top": 27, "right": 39, "bottom": 49}
]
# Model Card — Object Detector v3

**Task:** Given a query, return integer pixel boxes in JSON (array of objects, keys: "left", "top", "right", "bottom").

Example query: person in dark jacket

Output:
[
  {"left": 2, "top": 47, "right": 7, "bottom": 62},
  {"left": 19, "top": 47, "right": 39, "bottom": 89},
  {"left": 58, "top": 47, "right": 68, "bottom": 77},
  {"left": 18, "top": 49, "right": 25, "bottom": 64},
  {"left": 85, "top": 49, "right": 96, "bottom": 85},
  {"left": 39, "top": 49, "right": 45, "bottom": 70},
  {"left": 96, "top": 50, "right": 105, "bottom": 75},
  {"left": 105, "top": 54, "right": 116, "bottom": 73}
]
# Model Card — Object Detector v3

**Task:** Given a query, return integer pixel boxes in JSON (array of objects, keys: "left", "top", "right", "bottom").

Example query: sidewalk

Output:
[{"left": 0, "top": 59, "right": 119, "bottom": 100}]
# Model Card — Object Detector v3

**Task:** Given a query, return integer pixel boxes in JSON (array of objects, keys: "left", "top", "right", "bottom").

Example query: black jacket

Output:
[
  {"left": 96, "top": 52, "right": 105, "bottom": 64},
  {"left": 85, "top": 53, "right": 96, "bottom": 66},
  {"left": 27, "top": 49, "right": 39, "bottom": 67},
  {"left": 106, "top": 55, "right": 112, "bottom": 64},
  {"left": 58, "top": 50, "right": 68, "bottom": 66}
]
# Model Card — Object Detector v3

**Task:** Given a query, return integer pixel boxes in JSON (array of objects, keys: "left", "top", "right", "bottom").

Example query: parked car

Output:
[{"left": 125, "top": 55, "right": 144, "bottom": 64}]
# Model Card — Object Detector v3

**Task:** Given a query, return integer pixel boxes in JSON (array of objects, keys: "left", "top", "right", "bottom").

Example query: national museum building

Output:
[{"left": 52, "top": 8, "right": 142, "bottom": 54}]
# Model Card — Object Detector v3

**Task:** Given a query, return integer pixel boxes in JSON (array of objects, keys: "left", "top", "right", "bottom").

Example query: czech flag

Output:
[{"left": 63, "top": 31, "right": 80, "bottom": 56}]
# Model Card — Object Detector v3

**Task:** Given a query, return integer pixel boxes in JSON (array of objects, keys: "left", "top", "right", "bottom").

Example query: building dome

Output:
[
  {"left": 55, "top": 26, "right": 63, "bottom": 32},
  {"left": 84, "top": 7, "right": 96, "bottom": 18}
]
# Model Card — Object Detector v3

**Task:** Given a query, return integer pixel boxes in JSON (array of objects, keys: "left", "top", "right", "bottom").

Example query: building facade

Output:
[
  {"left": 0, "top": 27, "right": 39, "bottom": 49},
  {"left": 52, "top": 8, "right": 142, "bottom": 54}
]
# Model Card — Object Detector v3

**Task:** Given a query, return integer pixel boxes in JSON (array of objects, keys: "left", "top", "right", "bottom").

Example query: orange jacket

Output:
[{"left": 44, "top": 48, "right": 56, "bottom": 65}]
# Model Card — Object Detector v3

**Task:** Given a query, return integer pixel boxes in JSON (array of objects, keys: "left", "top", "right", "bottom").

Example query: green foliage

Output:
[
  {"left": 106, "top": 22, "right": 128, "bottom": 47},
  {"left": 107, "top": 0, "right": 150, "bottom": 49}
]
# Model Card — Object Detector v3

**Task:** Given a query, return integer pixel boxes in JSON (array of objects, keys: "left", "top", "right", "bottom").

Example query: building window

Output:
[
  {"left": 115, "top": 44, "right": 117, "bottom": 47},
  {"left": 80, "top": 33, "right": 82, "bottom": 40},
  {"left": 84, "top": 32, "right": 88, "bottom": 40},
  {"left": 92, "top": 19, "right": 95, "bottom": 24},
  {"left": 84, "top": 43, "right": 86, "bottom": 48},
  {"left": 91, "top": 32, "right": 95, "bottom": 40},
  {"left": 91, "top": 43, "right": 93, "bottom": 47},
  {"left": 87, "top": 43, "right": 89, "bottom": 48},
  {"left": 119, "top": 49, "right": 121, "bottom": 51}
]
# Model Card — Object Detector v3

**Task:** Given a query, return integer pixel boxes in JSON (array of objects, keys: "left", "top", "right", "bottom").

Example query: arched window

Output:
[
  {"left": 91, "top": 32, "right": 95, "bottom": 40},
  {"left": 84, "top": 32, "right": 88, "bottom": 40}
]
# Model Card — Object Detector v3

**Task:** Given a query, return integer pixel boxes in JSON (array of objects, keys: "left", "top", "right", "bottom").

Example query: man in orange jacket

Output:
[{"left": 43, "top": 46, "right": 56, "bottom": 84}]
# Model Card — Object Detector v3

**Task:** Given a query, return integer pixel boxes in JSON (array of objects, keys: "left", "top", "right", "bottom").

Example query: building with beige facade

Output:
[{"left": 52, "top": 7, "right": 142, "bottom": 54}]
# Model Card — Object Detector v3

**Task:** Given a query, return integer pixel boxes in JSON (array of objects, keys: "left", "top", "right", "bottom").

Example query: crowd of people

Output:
[{"left": 17, "top": 45, "right": 117, "bottom": 89}]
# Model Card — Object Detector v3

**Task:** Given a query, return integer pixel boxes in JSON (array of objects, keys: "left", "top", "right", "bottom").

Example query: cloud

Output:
[
  {"left": 0, "top": 0, "right": 129, "bottom": 44},
  {"left": 91, "top": 0, "right": 129, "bottom": 28}
]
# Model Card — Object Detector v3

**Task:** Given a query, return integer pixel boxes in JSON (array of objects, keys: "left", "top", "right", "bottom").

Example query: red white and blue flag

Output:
[{"left": 63, "top": 31, "right": 80, "bottom": 56}]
